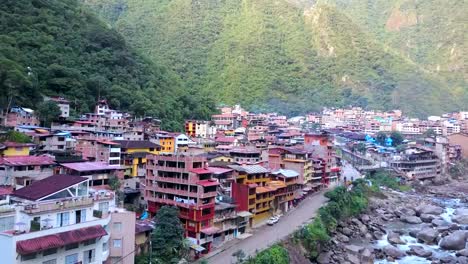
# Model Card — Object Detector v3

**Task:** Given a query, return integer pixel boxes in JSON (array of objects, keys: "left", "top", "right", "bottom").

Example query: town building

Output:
[
  {"left": 0, "top": 155, "right": 55, "bottom": 187},
  {"left": 114, "top": 140, "right": 161, "bottom": 177},
  {"left": 75, "top": 139, "right": 121, "bottom": 165},
  {"left": 0, "top": 174, "right": 135, "bottom": 264},
  {"left": 3, "top": 107, "right": 40, "bottom": 128},
  {"left": 145, "top": 154, "right": 219, "bottom": 253},
  {"left": 47, "top": 97, "right": 70, "bottom": 118},
  {"left": 390, "top": 147, "right": 441, "bottom": 181},
  {"left": 59, "top": 162, "right": 124, "bottom": 187}
]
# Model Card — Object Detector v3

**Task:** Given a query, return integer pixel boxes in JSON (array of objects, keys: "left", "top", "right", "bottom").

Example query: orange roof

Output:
[
  {"left": 268, "top": 181, "right": 287, "bottom": 189},
  {"left": 256, "top": 186, "right": 276, "bottom": 194}
]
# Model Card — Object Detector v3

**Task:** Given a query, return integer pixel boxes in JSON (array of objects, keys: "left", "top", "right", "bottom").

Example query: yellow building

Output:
[
  {"left": 155, "top": 134, "right": 175, "bottom": 153},
  {"left": 0, "top": 141, "right": 33, "bottom": 156},
  {"left": 114, "top": 140, "right": 161, "bottom": 177}
]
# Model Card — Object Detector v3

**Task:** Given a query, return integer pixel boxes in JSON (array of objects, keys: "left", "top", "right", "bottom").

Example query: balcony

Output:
[
  {"left": 199, "top": 191, "right": 217, "bottom": 199},
  {"left": 151, "top": 197, "right": 192, "bottom": 208},
  {"left": 154, "top": 176, "right": 189, "bottom": 184},
  {"left": 22, "top": 197, "right": 94, "bottom": 214},
  {"left": 0, "top": 204, "right": 15, "bottom": 215},
  {"left": 156, "top": 187, "right": 197, "bottom": 197},
  {"left": 153, "top": 166, "right": 185, "bottom": 173}
]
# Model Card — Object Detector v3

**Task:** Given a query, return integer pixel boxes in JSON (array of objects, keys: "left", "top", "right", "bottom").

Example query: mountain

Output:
[
  {"left": 0, "top": 0, "right": 215, "bottom": 130},
  {"left": 83, "top": 0, "right": 467, "bottom": 117}
]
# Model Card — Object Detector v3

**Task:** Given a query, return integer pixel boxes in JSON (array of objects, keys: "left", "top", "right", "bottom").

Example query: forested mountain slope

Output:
[
  {"left": 0, "top": 0, "right": 215, "bottom": 130},
  {"left": 84, "top": 0, "right": 467, "bottom": 117}
]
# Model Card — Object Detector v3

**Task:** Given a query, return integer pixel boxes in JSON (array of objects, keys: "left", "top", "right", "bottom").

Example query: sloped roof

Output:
[
  {"left": 228, "top": 164, "right": 269, "bottom": 174},
  {"left": 12, "top": 174, "right": 88, "bottom": 201},
  {"left": 271, "top": 169, "right": 299, "bottom": 178},
  {"left": 61, "top": 162, "right": 123, "bottom": 172},
  {"left": 0, "top": 155, "right": 55, "bottom": 166},
  {"left": 113, "top": 140, "right": 161, "bottom": 149}
]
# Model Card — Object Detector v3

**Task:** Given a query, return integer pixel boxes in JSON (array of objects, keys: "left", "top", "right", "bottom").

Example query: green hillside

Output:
[
  {"left": 84, "top": 0, "right": 467, "bottom": 117},
  {"left": 0, "top": 0, "right": 215, "bottom": 130}
]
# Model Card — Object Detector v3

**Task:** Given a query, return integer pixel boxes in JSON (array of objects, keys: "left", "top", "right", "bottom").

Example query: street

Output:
[{"left": 201, "top": 191, "right": 328, "bottom": 264}]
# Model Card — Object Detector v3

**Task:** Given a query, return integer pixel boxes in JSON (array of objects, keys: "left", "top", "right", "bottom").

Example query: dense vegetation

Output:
[
  {"left": 245, "top": 245, "right": 289, "bottom": 264},
  {"left": 0, "top": 0, "right": 215, "bottom": 130},
  {"left": 295, "top": 180, "right": 369, "bottom": 259},
  {"left": 84, "top": 0, "right": 466, "bottom": 117}
]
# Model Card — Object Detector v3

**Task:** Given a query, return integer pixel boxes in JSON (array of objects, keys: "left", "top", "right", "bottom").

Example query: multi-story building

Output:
[
  {"left": 35, "top": 132, "right": 76, "bottom": 153},
  {"left": 75, "top": 139, "right": 121, "bottom": 165},
  {"left": 390, "top": 147, "right": 441, "bottom": 181},
  {"left": 0, "top": 141, "right": 34, "bottom": 157},
  {"left": 268, "top": 147, "right": 313, "bottom": 185},
  {"left": 304, "top": 132, "right": 340, "bottom": 185},
  {"left": 3, "top": 107, "right": 40, "bottom": 128},
  {"left": 185, "top": 120, "right": 217, "bottom": 138},
  {"left": 47, "top": 97, "right": 70, "bottom": 118},
  {"left": 229, "top": 148, "right": 262, "bottom": 164},
  {"left": 60, "top": 162, "right": 124, "bottom": 187},
  {"left": 0, "top": 155, "right": 55, "bottom": 187},
  {"left": 0, "top": 174, "right": 135, "bottom": 264},
  {"left": 114, "top": 140, "right": 161, "bottom": 177},
  {"left": 145, "top": 154, "right": 219, "bottom": 253},
  {"left": 152, "top": 133, "right": 175, "bottom": 154}
]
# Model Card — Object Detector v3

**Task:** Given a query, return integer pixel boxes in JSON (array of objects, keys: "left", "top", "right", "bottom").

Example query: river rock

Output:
[
  {"left": 383, "top": 245, "right": 406, "bottom": 259},
  {"left": 373, "top": 231, "right": 385, "bottom": 239},
  {"left": 417, "top": 228, "right": 439, "bottom": 244},
  {"left": 388, "top": 232, "right": 406, "bottom": 245},
  {"left": 440, "top": 255, "right": 457, "bottom": 263},
  {"left": 402, "top": 215, "right": 423, "bottom": 224},
  {"left": 346, "top": 253, "right": 360, "bottom": 264},
  {"left": 455, "top": 208, "right": 468, "bottom": 216},
  {"left": 338, "top": 234, "right": 350, "bottom": 243},
  {"left": 416, "top": 204, "right": 444, "bottom": 215},
  {"left": 439, "top": 230, "right": 468, "bottom": 250},
  {"left": 342, "top": 227, "right": 353, "bottom": 236},
  {"left": 408, "top": 245, "right": 432, "bottom": 258},
  {"left": 457, "top": 249, "right": 468, "bottom": 257},
  {"left": 317, "top": 252, "right": 332, "bottom": 264},
  {"left": 359, "top": 225, "right": 368, "bottom": 235},
  {"left": 361, "top": 214, "right": 370, "bottom": 223},
  {"left": 420, "top": 214, "right": 436, "bottom": 223},
  {"left": 458, "top": 256, "right": 468, "bottom": 264},
  {"left": 345, "top": 244, "right": 364, "bottom": 255},
  {"left": 432, "top": 219, "right": 450, "bottom": 227},
  {"left": 452, "top": 214, "right": 468, "bottom": 225}
]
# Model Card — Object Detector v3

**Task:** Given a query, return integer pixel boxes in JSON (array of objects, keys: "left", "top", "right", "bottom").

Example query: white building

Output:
[{"left": 0, "top": 175, "right": 134, "bottom": 264}]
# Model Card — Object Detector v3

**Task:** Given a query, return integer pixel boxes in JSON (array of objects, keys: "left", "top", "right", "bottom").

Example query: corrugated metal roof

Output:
[
  {"left": 12, "top": 174, "right": 88, "bottom": 201},
  {"left": 16, "top": 225, "right": 107, "bottom": 254},
  {"left": 228, "top": 164, "right": 269, "bottom": 174},
  {"left": 271, "top": 169, "right": 299, "bottom": 178},
  {"left": 0, "top": 155, "right": 55, "bottom": 166},
  {"left": 61, "top": 162, "right": 123, "bottom": 172}
]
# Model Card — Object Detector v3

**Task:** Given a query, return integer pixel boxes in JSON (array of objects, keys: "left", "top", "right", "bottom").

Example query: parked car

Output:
[{"left": 267, "top": 215, "right": 280, "bottom": 225}]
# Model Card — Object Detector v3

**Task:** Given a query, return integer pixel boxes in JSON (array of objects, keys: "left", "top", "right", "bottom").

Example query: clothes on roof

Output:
[
  {"left": 61, "top": 162, "right": 123, "bottom": 172},
  {"left": 16, "top": 225, "right": 107, "bottom": 255},
  {"left": 200, "top": 226, "right": 220, "bottom": 235},
  {"left": 207, "top": 167, "right": 233, "bottom": 175},
  {"left": 12, "top": 174, "right": 88, "bottom": 201}
]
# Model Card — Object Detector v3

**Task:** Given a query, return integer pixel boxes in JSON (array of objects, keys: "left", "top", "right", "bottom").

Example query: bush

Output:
[{"left": 246, "top": 245, "right": 289, "bottom": 264}]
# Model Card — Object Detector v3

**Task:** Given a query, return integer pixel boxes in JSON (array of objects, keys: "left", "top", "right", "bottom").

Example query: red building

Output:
[
  {"left": 304, "top": 132, "right": 341, "bottom": 185},
  {"left": 145, "top": 154, "right": 219, "bottom": 253}
]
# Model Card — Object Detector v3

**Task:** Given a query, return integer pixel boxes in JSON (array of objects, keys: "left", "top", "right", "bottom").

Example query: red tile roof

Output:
[
  {"left": 16, "top": 225, "right": 107, "bottom": 254},
  {"left": 215, "top": 137, "right": 236, "bottom": 143},
  {"left": 12, "top": 174, "right": 88, "bottom": 201},
  {"left": 207, "top": 167, "right": 233, "bottom": 175},
  {"left": 0, "top": 185, "right": 13, "bottom": 196},
  {"left": 0, "top": 155, "right": 55, "bottom": 166},
  {"left": 113, "top": 140, "right": 161, "bottom": 149},
  {"left": 197, "top": 179, "right": 219, "bottom": 187},
  {"left": 61, "top": 162, "right": 123, "bottom": 172}
]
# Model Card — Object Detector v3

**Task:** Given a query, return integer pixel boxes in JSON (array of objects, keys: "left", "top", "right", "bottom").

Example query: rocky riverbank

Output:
[{"left": 316, "top": 181, "right": 468, "bottom": 264}]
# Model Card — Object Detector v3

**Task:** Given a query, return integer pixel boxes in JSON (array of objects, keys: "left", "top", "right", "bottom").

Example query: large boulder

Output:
[
  {"left": 408, "top": 245, "right": 432, "bottom": 258},
  {"left": 342, "top": 227, "right": 353, "bottom": 236},
  {"left": 452, "top": 214, "right": 468, "bottom": 225},
  {"left": 416, "top": 204, "right": 444, "bottom": 215},
  {"left": 402, "top": 215, "right": 422, "bottom": 224},
  {"left": 361, "top": 214, "right": 371, "bottom": 223},
  {"left": 420, "top": 214, "right": 436, "bottom": 223},
  {"left": 317, "top": 252, "right": 332, "bottom": 264},
  {"left": 383, "top": 245, "right": 406, "bottom": 259},
  {"left": 417, "top": 228, "right": 439, "bottom": 244},
  {"left": 455, "top": 208, "right": 468, "bottom": 216},
  {"left": 432, "top": 219, "right": 450, "bottom": 227},
  {"left": 388, "top": 232, "right": 406, "bottom": 245},
  {"left": 457, "top": 249, "right": 468, "bottom": 257},
  {"left": 345, "top": 244, "right": 364, "bottom": 256},
  {"left": 439, "top": 230, "right": 468, "bottom": 250}
]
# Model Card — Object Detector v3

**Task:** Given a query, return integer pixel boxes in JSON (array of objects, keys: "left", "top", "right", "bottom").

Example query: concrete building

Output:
[
  {"left": 60, "top": 162, "right": 124, "bottom": 187},
  {"left": 390, "top": 147, "right": 441, "bottom": 181},
  {"left": 47, "top": 97, "right": 70, "bottom": 118},
  {"left": 0, "top": 155, "right": 55, "bottom": 187},
  {"left": 0, "top": 174, "right": 134, "bottom": 264},
  {"left": 145, "top": 154, "right": 219, "bottom": 253},
  {"left": 75, "top": 139, "right": 121, "bottom": 165}
]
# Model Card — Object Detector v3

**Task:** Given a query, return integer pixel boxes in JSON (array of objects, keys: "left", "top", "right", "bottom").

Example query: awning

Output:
[
  {"left": 197, "top": 180, "right": 219, "bottom": 187},
  {"left": 201, "top": 226, "right": 221, "bottom": 235},
  {"left": 303, "top": 187, "right": 311, "bottom": 192},
  {"left": 190, "top": 244, "right": 205, "bottom": 252},
  {"left": 237, "top": 211, "right": 253, "bottom": 218},
  {"left": 16, "top": 225, "right": 107, "bottom": 255}
]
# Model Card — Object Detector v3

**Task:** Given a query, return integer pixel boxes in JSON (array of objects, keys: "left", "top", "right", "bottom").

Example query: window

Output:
[
  {"left": 65, "top": 243, "right": 78, "bottom": 250},
  {"left": 0, "top": 216, "right": 15, "bottom": 232},
  {"left": 21, "top": 253, "right": 36, "bottom": 261},
  {"left": 83, "top": 239, "right": 95, "bottom": 246},
  {"left": 113, "top": 239, "right": 122, "bottom": 248},
  {"left": 83, "top": 249, "right": 95, "bottom": 264},
  {"left": 43, "top": 248, "right": 57, "bottom": 256},
  {"left": 43, "top": 259, "right": 56, "bottom": 264},
  {"left": 102, "top": 242, "right": 109, "bottom": 252},
  {"left": 75, "top": 209, "right": 86, "bottom": 224},
  {"left": 56, "top": 212, "right": 70, "bottom": 227},
  {"left": 113, "top": 222, "right": 122, "bottom": 231},
  {"left": 65, "top": 254, "right": 78, "bottom": 264},
  {"left": 98, "top": 202, "right": 109, "bottom": 213}
]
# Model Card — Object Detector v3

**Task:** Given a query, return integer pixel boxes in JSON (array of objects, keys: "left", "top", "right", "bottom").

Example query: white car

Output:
[{"left": 267, "top": 215, "right": 280, "bottom": 225}]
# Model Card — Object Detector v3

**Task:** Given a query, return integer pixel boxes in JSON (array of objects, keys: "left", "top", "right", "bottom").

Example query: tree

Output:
[
  {"left": 423, "top": 129, "right": 437, "bottom": 138},
  {"left": 232, "top": 249, "right": 246, "bottom": 263},
  {"left": 2, "top": 130, "right": 31, "bottom": 143},
  {"left": 108, "top": 176, "right": 121, "bottom": 191},
  {"left": 355, "top": 142, "right": 366, "bottom": 153},
  {"left": 246, "top": 245, "right": 289, "bottom": 264},
  {"left": 390, "top": 131, "right": 404, "bottom": 146},
  {"left": 151, "top": 206, "right": 187, "bottom": 264},
  {"left": 375, "top": 132, "right": 387, "bottom": 146},
  {"left": 36, "top": 101, "right": 61, "bottom": 127}
]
